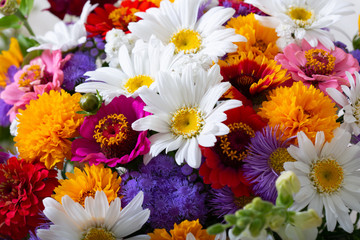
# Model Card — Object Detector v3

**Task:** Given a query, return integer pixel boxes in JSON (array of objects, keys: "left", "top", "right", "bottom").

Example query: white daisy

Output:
[
  {"left": 37, "top": 191, "right": 150, "bottom": 240},
  {"left": 131, "top": 64, "right": 242, "bottom": 168},
  {"left": 245, "top": 0, "right": 354, "bottom": 50},
  {"left": 327, "top": 71, "right": 360, "bottom": 136},
  {"left": 284, "top": 128, "right": 360, "bottom": 233},
  {"left": 128, "top": 0, "right": 246, "bottom": 61},
  {"left": 75, "top": 36, "right": 183, "bottom": 104},
  {"left": 27, "top": 1, "right": 97, "bottom": 52}
]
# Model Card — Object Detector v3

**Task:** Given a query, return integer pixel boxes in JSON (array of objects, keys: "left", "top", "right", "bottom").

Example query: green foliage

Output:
[
  {"left": 0, "top": 15, "right": 21, "bottom": 29},
  {"left": 19, "top": 0, "right": 34, "bottom": 17}
]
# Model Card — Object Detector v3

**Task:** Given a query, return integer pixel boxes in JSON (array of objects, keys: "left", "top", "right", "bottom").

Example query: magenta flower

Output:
[
  {"left": 275, "top": 39, "right": 360, "bottom": 94},
  {"left": 71, "top": 95, "right": 151, "bottom": 167}
]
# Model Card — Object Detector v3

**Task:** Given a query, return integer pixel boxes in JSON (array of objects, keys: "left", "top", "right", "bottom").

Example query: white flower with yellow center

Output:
[
  {"left": 131, "top": 64, "right": 242, "bottom": 168},
  {"left": 75, "top": 37, "right": 182, "bottom": 104},
  {"left": 128, "top": 0, "right": 246, "bottom": 61},
  {"left": 284, "top": 128, "right": 360, "bottom": 233},
  {"left": 327, "top": 71, "right": 360, "bottom": 136},
  {"left": 245, "top": 0, "right": 354, "bottom": 49},
  {"left": 37, "top": 191, "right": 150, "bottom": 240}
]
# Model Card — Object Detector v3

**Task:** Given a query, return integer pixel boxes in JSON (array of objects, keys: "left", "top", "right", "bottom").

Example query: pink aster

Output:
[
  {"left": 71, "top": 95, "right": 151, "bottom": 167},
  {"left": 0, "top": 50, "right": 70, "bottom": 121},
  {"left": 275, "top": 39, "right": 360, "bottom": 95}
]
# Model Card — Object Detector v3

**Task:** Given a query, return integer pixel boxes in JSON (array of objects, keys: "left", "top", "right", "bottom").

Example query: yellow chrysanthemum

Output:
[
  {"left": 259, "top": 81, "right": 339, "bottom": 143},
  {"left": 149, "top": 220, "right": 214, "bottom": 240},
  {"left": 15, "top": 90, "right": 84, "bottom": 169},
  {"left": 52, "top": 164, "right": 121, "bottom": 205},
  {"left": 0, "top": 37, "right": 23, "bottom": 88},
  {"left": 227, "top": 13, "right": 279, "bottom": 59}
]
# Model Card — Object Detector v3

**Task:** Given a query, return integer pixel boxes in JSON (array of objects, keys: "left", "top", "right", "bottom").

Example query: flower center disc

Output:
[
  {"left": 109, "top": 7, "right": 139, "bottom": 29},
  {"left": 82, "top": 228, "right": 116, "bottom": 240},
  {"left": 78, "top": 190, "right": 96, "bottom": 206},
  {"left": 288, "top": 7, "right": 313, "bottom": 27},
  {"left": 268, "top": 147, "right": 296, "bottom": 175},
  {"left": 170, "top": 29, "right": 202, "bottom": 54},
  {"left": 219, "top": 122, "right": 255, "bottom": 165},
  {"left": 18, "top": 64, "right": 42, "bottom": 88},
  {"left": 124, "top": 75, "right": 154, "bottom": 94},
  {"left": 171, "top": 107, "right": 204, "bottom": 138},
  {"left": 303, "top": 49, "right": 336, "bottom": 76},
  {"left": 93, "top": 113, "right": 138, "bottom": 159},
  {"left": 310, "top": 158, "right": 344, "bottom": 194}
]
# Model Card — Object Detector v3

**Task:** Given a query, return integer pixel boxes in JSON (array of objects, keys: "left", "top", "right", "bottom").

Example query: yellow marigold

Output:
[
  {"left": 149, "top": 220, "right": 214, "bottom": 240},
  {"left": 0, "top": 37, "right": 23, "bottom": 88},
  {"left": 227, "top": 13, "right": 279, "bottom": 59},
  {"left": 15, "top": 90, "right": 84, "bottom": 169},
  {"left": 258, "top": 81, "right": 339, "bottom": 143},
  {"left": 52, "top": 164, "right": 121, "bottom": 205}
]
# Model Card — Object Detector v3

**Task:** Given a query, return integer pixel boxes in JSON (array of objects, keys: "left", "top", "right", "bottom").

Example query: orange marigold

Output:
[
  {"left": 52, "top": 164, "right": 121, "bottom": 205},
  {"left": 258, "top": 81, "right": 339, "bottom": 143},
  {"left": 14, "top": 90, "right": 84, "bottom": 169}
]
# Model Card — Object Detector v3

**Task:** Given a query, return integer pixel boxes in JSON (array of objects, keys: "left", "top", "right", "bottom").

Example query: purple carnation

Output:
[
  {"left": 242, "top": 127, "right": 293, "bottom": 203},
  {"left": 61, "top": 52, "right": 96, "bottom": 91},
  {"left": 71, "top": 95, "right": 151, "bottom": 167},
  {"left": 120, "top": 154, "right": 207, "bottom": 230}
]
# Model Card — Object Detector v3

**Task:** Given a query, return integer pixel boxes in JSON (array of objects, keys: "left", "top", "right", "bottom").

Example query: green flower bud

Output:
[
  {"left": 207, "top": 223, "right": 227, "bottom": 235},
  {"left": 244, "top": 197, "right": 273, "bottom": 213},
  {"left": 268, "top": 207, "right": 287, "bottom": 230},
  {"left": 235, "top": 209, "right": 254, "bottom": 218},
  {"left": 353, "top": 33, "right": 360, "bottom": 50},
  {"left": 225, "top": 214, "right": 237, "bottom": 225},
  {"left": 231, "top": 226, "right": 243, "bottom": 236},
  {"left": 276, "top": 171, "right": 300, "bottom": 207},
  {"left": 291, "top": 209, "right": 322, "bottom": 229},
  {"left": 79, "top": 93, "right": 100, "bottom": 113},
  {"left": 236, "top": 217, "right": 251, "bottom": 229},
  {"left": 249, "top": 217, "right": 266, "bottom": 237},
  {"left": 0, "top": 0, "right": 19, "bottom": 16}
]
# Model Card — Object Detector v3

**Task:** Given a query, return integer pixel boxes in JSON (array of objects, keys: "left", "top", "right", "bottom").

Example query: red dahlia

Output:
[
  {"left": 86, "top": 0, "right": 157, "bottom": 37},
  {"left": 0, "top": 157, "right": 58, "bottom": 240},
  {"left": 199, "top": 106, "right": 266, "bottom": 197}
]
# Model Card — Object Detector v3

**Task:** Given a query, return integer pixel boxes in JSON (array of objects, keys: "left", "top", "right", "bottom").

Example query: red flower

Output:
[
  {"left": 0, "top": 157, "right": 58, "bottom": 240},
  {"left": 199, "top": 106, "right": 266, "bottom": 197},
  {"left": 85, "top": 0, "right": 157, "bottom": 38},
  {"left": 46, "top": 0, "right": 117, "bottom": 19}
]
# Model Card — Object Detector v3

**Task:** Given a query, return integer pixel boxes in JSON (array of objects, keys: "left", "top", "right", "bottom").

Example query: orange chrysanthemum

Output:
[
  {"left": 259, "top": 81, "right": 339, "bottom": 143},
  {"left": 149, "top": 220, "right": 215, "bottom": 240},
  {"left": 0, "top": 38, "right": 23, "bottom": 88},
  {"left": 226, "top": 13, "right": 279, "bottom": 59},
  {"left": 14, "top": 90, "right": 84, "bottom": 169},
  {"left": 52, "top": 164, "right": 121, "bottom": 205}
]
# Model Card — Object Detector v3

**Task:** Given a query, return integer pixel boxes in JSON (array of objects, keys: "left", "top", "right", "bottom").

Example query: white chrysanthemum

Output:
[
  {"left": 245, "top": 0, "right": 354, "bottom": 49},
  {"left": 131, "top": 64, "right": 242, "bottom": 168},
  {"left": 27, "top": 1, "right": 97, "bottom": 52},
  {"left": 284, "top": 129, "right": 360, "bottom": 233},
  {"left": 327, "top": 71, "right": 360, "bottom": 136},
  {"left": 37, "top": 191, "right": 150, "bottom": 240},
  {"left": 128, "top": 0, "right": 245, "bottom": 61},
  {"left": 75, "top": 37, "right": 183, "bottom": 104}
]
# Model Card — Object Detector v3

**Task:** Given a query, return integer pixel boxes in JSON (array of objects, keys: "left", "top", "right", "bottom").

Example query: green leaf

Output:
[
  {"left": 0, "top": 15, "right": 21, "bottom": 29},
  {"left": 19, "top": 0, "right": 34, "bottom": 17},
  {"left": 17, "top": 34, "right": 38, "bottom": 56}
]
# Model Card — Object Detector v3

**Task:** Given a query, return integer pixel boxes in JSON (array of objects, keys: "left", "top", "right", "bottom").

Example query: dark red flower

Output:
[
  {"left": 46, "top": 0, "right": 117, "bottom": 20},
  {"left": 85, "top": 0, "right": 157, "bottom": 38},
  {"left": 199, "top": 106, "right": 266, "bottom": 197},
  {"left": 0, "top": 157, "right": 58, "bottom": 240}
]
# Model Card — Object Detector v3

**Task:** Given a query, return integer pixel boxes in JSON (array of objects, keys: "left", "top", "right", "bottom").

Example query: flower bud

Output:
[
  {"left": 244, "top": 197, "right": 273, "bottom": 214},
  {"left": 0, "top": 0, "right": 18, "bottom": 16},
  {"left": 291, "top": 209, "right": 322, "bottom": 229},
  {"left": 79, "top": 93, "right": 100, "bottom": 112},
  {"left": 276, "top": 171, "right": 300, "bottom": 207},
  {"left": 249, "top": 217, "right": 266, "bottom": 237},
  {"left": 268, "top": 207, "right": 287, "bottom": 230}
]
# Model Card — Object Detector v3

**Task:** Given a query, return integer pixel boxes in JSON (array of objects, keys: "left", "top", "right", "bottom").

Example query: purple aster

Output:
[
  {"left": 0, "top": 65, "right": 18, "bottom": 126},
  {"left": 242, "top": 126, "right": 295, "bottom": 203},
  {"left": 351, "top": 49, "right": 360, "bottom": 65},
  {"left": 71, "top": 95, "right": 151, "bottom": 167},
  {"left": 61, "top": 51, "right": 96, "bottom": 91},
  {"left": 120, "top": 154, "right": 208, "bottom": 230},
  {"left": 334, "top": 41, "right": 349, "bottom": 53},
  {"left": 219, "top": 1, "right": 267, "bottom": 17},
  {"left": 208, "top": 186, "right": 254, "bottom": 219}
]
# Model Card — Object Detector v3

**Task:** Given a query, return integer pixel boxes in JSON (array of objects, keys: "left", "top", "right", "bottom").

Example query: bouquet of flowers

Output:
[{"left": 1, "top": 0, "right": 360, "bottom": 239}]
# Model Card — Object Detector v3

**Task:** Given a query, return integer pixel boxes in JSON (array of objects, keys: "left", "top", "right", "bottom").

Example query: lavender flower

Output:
[
  {"left": 242, "top": 127, "right": 294, "bottom": 203},
  {"left": 120, "top": 154, "right": 207, "bottom": 230}
]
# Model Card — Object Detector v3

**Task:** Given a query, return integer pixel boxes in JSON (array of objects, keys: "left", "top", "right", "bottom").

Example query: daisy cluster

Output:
[{"left": 0, "top": 0, "right": 360, "bottom": 239}]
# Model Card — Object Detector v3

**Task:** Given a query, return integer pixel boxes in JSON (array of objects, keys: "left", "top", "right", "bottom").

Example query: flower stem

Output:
[{"left": 14, "top": 10, "right": 35, "bottom": 36}]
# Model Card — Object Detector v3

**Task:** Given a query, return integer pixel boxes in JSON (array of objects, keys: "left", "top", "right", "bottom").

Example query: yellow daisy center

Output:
[
  {"left": 82, "top": 228, "right": 116, "bottom": 240},
  {"left": 18, "top": 64, "right": 42, "bottom": 87},
  {"left": 108, "top": 7, "right": 139, "bottom": 29},
  {"left": 310, "top": 158, "right": 344, "bottom": 194},
  {"left": 171, "top": 107, "right": 204, "bottom": 138},
  {"left": 170, "top": 29, "right": 202, "bottom": 54},
  {"left": 124, "top": 75, "right": 154, "bottom": 94},
  {"left": 93, "top": 113, "right": 129, "bottom": 147},
  {"left": 288, "top": 7, "right": 313, "bottom": 27},
  {"left": 304, "top": 49, "right": 336, "bottom": 76},
  {"left": 219, "top": 122, "right": 255, "bottom": 162},
  {"left": 269, "top": 147, "right": 296, "bottom": 175}
]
